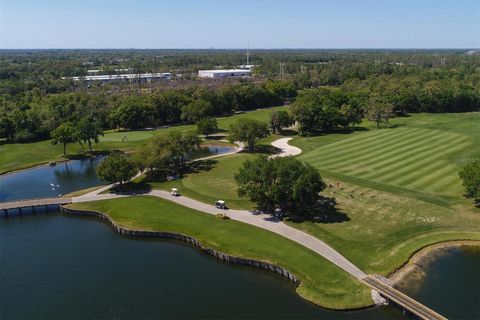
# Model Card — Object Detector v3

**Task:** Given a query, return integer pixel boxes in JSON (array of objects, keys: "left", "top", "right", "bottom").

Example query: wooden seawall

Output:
[{"left": 60, "top": 206, "right": 300, "bottom": 285}]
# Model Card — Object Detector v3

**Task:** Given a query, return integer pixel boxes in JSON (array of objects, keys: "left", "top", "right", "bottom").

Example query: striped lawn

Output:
[{"left": 300, "top": 127, "right": 471, "bottom": 198}]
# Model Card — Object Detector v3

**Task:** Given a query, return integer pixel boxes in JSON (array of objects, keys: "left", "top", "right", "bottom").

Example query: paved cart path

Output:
[
  {"left": 270, "top": 137, "right": 302, "bottom": 158},
  {"left": 73, "top": 188, "right": 367, "bottom": 279}
]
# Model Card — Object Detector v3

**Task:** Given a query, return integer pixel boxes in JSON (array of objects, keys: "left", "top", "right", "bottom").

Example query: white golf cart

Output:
[
  {"left": 215, "top": 200, "right": 227, "bottom": 210},
  {"left": 273, "top": 208, "right": 284, "bottom": 219},
  {"left": 170, "top": 188, "right": 180, "bottom": 197}
]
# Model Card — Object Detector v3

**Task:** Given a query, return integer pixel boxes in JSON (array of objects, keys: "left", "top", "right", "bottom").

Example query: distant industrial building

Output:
[
  {"left": 198, "top": 69, "right": 251, "bottom": 79},
  {"left": 63, "top": 72, "right": 171, "bottom": 82}
]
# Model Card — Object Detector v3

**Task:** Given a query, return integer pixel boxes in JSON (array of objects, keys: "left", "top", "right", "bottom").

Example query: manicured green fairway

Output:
[
  {"left": 67, "top": 196, "right": 372, "bottom": 310},
  {"left": 148, "top": 153, "right": 257, "bottom": 209},
  {"left": 296, "top": 112, "right": 480, "bottom": 204},
  {"left": 300, "top": 127, "right": 468, "bottom": 197},
  {"left": 0, "top": 106, "right": 288, "bottom": 174}
]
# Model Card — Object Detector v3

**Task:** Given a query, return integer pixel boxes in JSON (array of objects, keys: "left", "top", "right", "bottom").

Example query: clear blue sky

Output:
[{"left": 1, "top": 0, "right": 479, "bottom": 49}]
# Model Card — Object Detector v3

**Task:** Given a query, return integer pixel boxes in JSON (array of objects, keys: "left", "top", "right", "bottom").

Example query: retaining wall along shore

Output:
[{"left": 60, "top": 206, "right": 299, "bottom": 284}]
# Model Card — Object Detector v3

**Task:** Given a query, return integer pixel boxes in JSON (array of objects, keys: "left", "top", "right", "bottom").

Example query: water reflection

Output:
[
  {"left": 0, "top": 157, "right": 104, "bottom": 202},
  {"left": 0, "top": 214, "right": 401, "bottom": 319}
]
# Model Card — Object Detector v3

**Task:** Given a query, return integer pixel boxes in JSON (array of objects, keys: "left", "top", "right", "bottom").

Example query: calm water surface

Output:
[
  {"left": 0, "top": 213, "right": 402, "bottom": 319},
  {"left": 0, "top": 145, "right": 235, "bottom": 203},
  {"left": 398, "top": 246, "right": 480, "bottom": 320},
  {"left": 0, "top": 157, "right": 104, "bottom": 202}
]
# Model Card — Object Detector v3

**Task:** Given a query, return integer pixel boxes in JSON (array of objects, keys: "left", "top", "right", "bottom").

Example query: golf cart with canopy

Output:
[
  {"left": 170, "top": 188, "right": 180, "bottom": 196},
  {"left": 215, "top": 200, "right": 227, "bottom": 209}
]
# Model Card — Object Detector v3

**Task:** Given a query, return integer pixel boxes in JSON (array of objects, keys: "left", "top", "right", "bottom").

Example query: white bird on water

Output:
[
  {"left": 56, "top": 184, "right": 60, "bottom": 188},
  {"left": 50, "top": 183, "right": 55, "bottom": 187}
]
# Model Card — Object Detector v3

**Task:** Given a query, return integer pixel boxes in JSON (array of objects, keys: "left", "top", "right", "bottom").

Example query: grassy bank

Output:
[
  {"left": 67, "top": 196, "right": 372, "bottom": 310},
  {"left": 0, "top": 106, "right": 288, "bottom": 174},
  {"left": 145, "top": 153, "right": 256, "bottom": 209}
]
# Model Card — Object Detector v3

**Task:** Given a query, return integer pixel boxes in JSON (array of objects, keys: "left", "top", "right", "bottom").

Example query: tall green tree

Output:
[
  {"left": 138, "top": 131, "right": 201, "bottom": 174},
  {"left": 459, "top": 158, "right": 480, "bottom": 199},
  {"left": 269, "top": 110, "right": 294, "bottom": 134},
  {"left": 96, "top": 152, "right": 137, "bottom": 184},
  {"left": 235, "top": 156, "right": 326, "bottom": 215},
  {"left": 0, "top": 115, "right": 15, "bottom": 141},
  {"left": 181, "top": 99, "right": 214, "bottom": 123},
  {"left": 366, "top": 97, "right": 394, "bottom": 128},
  {"left": 51, "top": 122, "right": 79, "bottom": 155},
  {"left": 78, "top": 119, "right": 103, "bottom": 152},
  {"left": 229, "top": 119, "right": 269, "bottom": 151},
  {"left": 110, "top": 96, "right": 154, "bottom": 130},
  {"left": 197, "top": 117, "right": 218, "bottom": 138}
]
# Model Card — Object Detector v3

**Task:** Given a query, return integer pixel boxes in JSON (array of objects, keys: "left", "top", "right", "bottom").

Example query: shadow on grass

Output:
[
  {"left": 65, "top": 150, "right": 113, "bottom": 160},
  {"left": 279, "top": 129, "right": 299, "bottom": 136},
  {"left": 204, "top": 134, "right": 227, "bottom": 140},
  {"left": 302, "top": 126, "right": 370, "bottom": 137},
  {"left": 110, "top": 180, "right": 153, "bottom": 195},
  {"left": 186, "top": 159, "right": 218, "bottom": 174},
  {"left": 288, "top": 196, "right": 350, "bottom": 224},
  {"left": 253, "top": 144, "right": 280, "bottom": 155}
]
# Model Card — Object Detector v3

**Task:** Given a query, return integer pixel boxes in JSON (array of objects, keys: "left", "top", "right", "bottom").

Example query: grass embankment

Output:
[
  {"left": 144, "top": 112, "right": 480, "bottom": 280},
  {"left": 0, "top": 106, "right": 288, "bottom": 174},
  {"left": 145, "top": 153, "right": 256, "bottom": 209},
  {"left": 67, "top": 196, "right": 372, "bottom": 310}
]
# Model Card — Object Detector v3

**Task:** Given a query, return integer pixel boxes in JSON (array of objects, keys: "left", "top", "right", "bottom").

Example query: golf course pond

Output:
[
  {"left": 0, "top": 147, "right": 478, "bottom": 319},
  {"left": 0, "top": 144, "right": 236, "bottom": 203}
]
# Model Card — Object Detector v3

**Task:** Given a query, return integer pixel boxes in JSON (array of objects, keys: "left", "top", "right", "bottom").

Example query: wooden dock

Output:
[
  {"left": 363, "top": 275, "right": 448, "bottom": 320},
  {"left": 0, "top": 197, "right": 72, "bottom": 212}
]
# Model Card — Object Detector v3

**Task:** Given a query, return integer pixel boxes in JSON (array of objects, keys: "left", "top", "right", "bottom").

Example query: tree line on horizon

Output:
[{"left": 1, "top": 50, "right": 479, "bottom": 144}]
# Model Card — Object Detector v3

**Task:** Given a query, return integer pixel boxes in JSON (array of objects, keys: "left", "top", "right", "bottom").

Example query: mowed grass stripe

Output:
[
  {"left": 336, "top": 131, "right": 456, "bottom": 175},
  {"left": 364, "top": 134, "right": 462, "bottom": 179},
  {"left": 392, "top": 159, "right": 459, "bottom": 189},
  {"left": 300, "top": 122, "right": 472, "bottom": 199},
  {"left": 338, "top": 129, "right": 457, "bottom": 173},
  {"left": 299, "top": 129, "right": 410, "bottom": 164},
  {"left": 309, "top": 128, "right": 446, "bottom": 169},
  {"left": 306, "top": 127, "right": 404, "bottom": 152},
  {"left": 390, "top": 139, "right": 469, "bottom": 188},
  {"left": 315, "top": 168, "right": 457, "bottom": 207},
  {"left": 412, "top": 165, "right": 464, "bottom": 194},
  {"left": 303, "top": 128, "right": 419, "bottom": 164},
  {"left": 366, "top": 135, "right": 467, "bottom": 183},
  {"left": 318, "top": 129, "right": 454, "bottom": 173}
]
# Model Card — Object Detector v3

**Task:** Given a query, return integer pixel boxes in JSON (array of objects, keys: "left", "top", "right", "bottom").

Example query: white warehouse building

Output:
[
  {"left": 198, "top": 69, "right": 251, "bottom": 79},
  {"left": 63, "top": 72, "right": 171, "bottom": 82}
]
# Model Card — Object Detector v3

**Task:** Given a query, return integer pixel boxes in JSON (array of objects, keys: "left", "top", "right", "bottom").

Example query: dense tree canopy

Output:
[
  {"left": 50, "top": 122, "right": 79, "bottom": 155},
  {"left": 196, "top": 117, "right": 218, "bottom": 137},
  {"left": 138, "top": 131, "right": 201, "bottom": 174},
  {"left": 291, "top": 88, "right": 363, "bottom": 135},
  {"left": 229, "top": 119, "right": 269, "bottom": 151},
  {"left": 235, "top": 156, "right": 326, "bottom": 215},
  {"left": 1, "top": 49, "right": 479, "bottom": 144},
  {"left": 96, "top": 153, "right": 137, "bottom": 184},
  {"left": 269, "top": 110, "right": 294, "bottom": 134},
  {"left": 459, "top": 159, "right": 480, "bottom": 200}
]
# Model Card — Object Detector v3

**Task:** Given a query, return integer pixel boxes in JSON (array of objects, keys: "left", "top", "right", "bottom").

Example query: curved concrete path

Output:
[
  {"left": 72, "top": 189, "right": 366, "bottom": 279},
  {"left": 72, "top": 137, "right": 366, "bottom": 279},
  {"left": 270, "top": 137, "right": 302, "bottom": 158}
]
